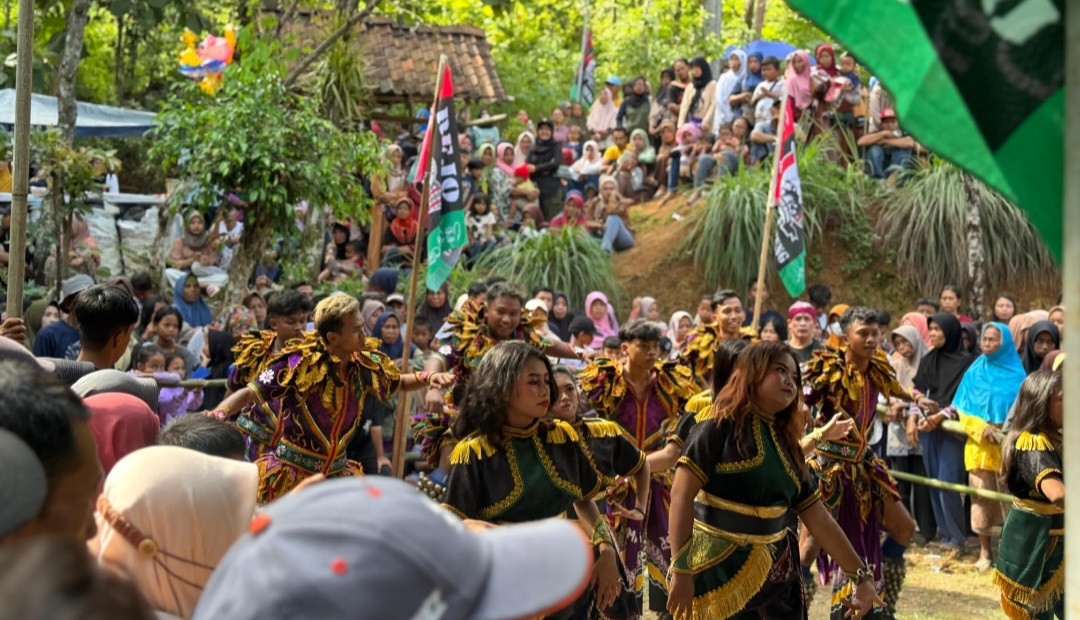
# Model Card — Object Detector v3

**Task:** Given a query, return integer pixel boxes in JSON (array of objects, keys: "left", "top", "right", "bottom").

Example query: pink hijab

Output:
[
  {"left": 495, "top": 142, "right": 517, "bottom": 176},
  {"left": 785, "top": 50, "right": 814, "bottom": 110},
  {"left": 900, "top": 312, "right": 931, "bottom": 348},
  {"left": 585, "top": 291, "right": 619, "bottom": 345}
]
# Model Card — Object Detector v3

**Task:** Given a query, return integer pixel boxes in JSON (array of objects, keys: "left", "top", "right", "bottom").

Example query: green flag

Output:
[{"left": 785, "top": 0, "right": 1064, "bottom": 260}]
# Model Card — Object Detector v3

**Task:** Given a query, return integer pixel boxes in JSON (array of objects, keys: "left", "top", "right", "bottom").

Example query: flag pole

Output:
[
  {"left": 4, "top": 0, "right": 33, "bottom": 322},
  {"left": 391, "top": 54, "right": 446, "bottom": 479},
  {"left": 751, "top": 97, "right": 788, "bottom": 330},
  {"left": 574, "top": 1, "right": 589, "bottom": 102},
  {"left": 1061, "top": 5, "right": 1079, "bottom": 615}
]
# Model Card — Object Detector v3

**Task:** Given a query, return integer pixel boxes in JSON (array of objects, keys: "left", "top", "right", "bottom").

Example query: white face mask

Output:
[{"left": 829, "top": 322, "right": 843, "bottom": 336}]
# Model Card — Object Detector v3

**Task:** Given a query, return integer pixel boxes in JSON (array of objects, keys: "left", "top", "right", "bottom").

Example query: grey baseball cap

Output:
[
  {"left": 193, "top": 477, "right": 594, "bottom": 620},
  {"left": 58, "top": 274, "right": 95, "bottom": 312},
  {"left": 0, "top": 428, "right": 48, "bottom": 537}
]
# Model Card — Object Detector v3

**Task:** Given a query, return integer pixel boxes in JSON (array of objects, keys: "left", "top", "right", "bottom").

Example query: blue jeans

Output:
[
  {"left": 693, "top": 152, "right": 739, "bottom": 188},
  {"left": 865, "top": 145, "right": 913, "bottom": 179},
  {"left": 919, "top": 429, "right": 966, "bottom": 548},
  {"left": 601, "top": 215, "right": 634, "bottom": 252},
  {"left": 667, "top": 151, "right": 681, "bottom": 190}
]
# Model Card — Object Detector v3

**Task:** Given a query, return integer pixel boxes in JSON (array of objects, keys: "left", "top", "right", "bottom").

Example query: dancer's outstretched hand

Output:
[
  {"left": 843, "top": 579, "right": 886, "bottom": 618},
  {"left": 666, "top": 573, "right": 693, "bottom": 620},
  {"left": 593, "top": 544, "right": 620, "bottom": 611}
]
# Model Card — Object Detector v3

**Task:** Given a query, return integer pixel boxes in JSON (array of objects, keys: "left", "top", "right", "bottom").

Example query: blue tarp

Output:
[
  {"left": 724, "top": 40, "right": 816, "bottom": 64},
  {"left": 0, "top": 89, "right": 155, "bottom": 138}
]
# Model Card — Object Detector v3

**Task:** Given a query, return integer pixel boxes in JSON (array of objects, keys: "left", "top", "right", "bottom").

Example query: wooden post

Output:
[
  {"left": 4, "top": 0, "right": 34, "bottom": 321},
  {"left": 751, "top": 97, "right": 787, "bottom": 330},
  {"left": 391, "top": 54, "right": 446, "bottom": 479},
  {"left": 1061, "top": 4, "right": 1079, "bottom": 615},
  {"left": 365, "top": 202, "right": 384, "bottom": 277}
]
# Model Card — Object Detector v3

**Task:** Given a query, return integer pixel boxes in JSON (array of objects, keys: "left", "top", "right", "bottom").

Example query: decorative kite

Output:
[{"left": 178, "top": 26, "right": 236, "bottom": 94}]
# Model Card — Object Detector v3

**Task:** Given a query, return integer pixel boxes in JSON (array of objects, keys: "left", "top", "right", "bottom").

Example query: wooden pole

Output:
[
  {"left": 365, "top": 201, "right": 384, "bottom": 277},
  {"left": 391, "top": 54, "right": 446, "bottom": 479},
  {"left": 751, "top": 97, "right": 787, "bottom": 330},
  {"left": 1062, "top": 4, "right": 1079, "bottom": 615},
  {"left": 4, "top": 0, "right": 33, "bottom": 321}
]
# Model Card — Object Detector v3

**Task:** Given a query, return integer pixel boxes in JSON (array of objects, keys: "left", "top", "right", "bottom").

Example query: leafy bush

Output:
[
  {"left": 475, "top": 228, "right": 622, "bottom": 312},
  {"left": 877, "top": 159, "right": 1057, "bottom": 298}
]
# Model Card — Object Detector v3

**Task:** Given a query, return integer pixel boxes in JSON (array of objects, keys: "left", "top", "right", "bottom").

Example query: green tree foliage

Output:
[{"left": 149, "top": 27, "right": 386, "bottom": 302}]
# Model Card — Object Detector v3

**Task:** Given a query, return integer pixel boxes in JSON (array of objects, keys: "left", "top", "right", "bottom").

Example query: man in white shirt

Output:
[{"left": 751, "top": 56, "right": 785, "bottom": 123}]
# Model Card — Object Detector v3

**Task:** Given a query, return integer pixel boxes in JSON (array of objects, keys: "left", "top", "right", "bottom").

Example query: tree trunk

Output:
[
  {"left": 752, "top": 0, "right": 768, "bottom": 38},
  {"left": 224, "top": 205, "right": 274, "bottom": 307},
  {"left": 744, "top": 0, "right": 754, "bottom": 29},
  {"left": 114, "top": 18, "right": 124, "bottom": 102},
  {"left": 57, "top": 0, "right": 93, "bottom": 145},
  {"left": 963, "top": 174, "right": 987, "bottom": 322},
  {"left": 300, "top": 202, "right": 326, "bottom": 282}
]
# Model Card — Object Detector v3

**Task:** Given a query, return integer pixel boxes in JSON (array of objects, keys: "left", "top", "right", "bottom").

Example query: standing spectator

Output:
[
  {"left": 939, "top": 285, "right": 973, "bottom": 323},
  {"left": 216, "top": 203, "right": 243, "bottom": 271},
  {"left": 604, "top": 75, "right": 623, "bottom": 106},
  {"left": 786, "top": 301, "right": 822, "bottom": 364},
  {"left": 551, "top": 108, "right": 570, "bottom": 144},
  {"left": 667, "top": 310, "right": 693, "bottom": 356},
  {"left": 464, "top": 193, "right": 497, "bottom": 260},
  {"left": 785, "top": 50, "right": 814, "bottom": 121},
  {"left": 414, "top": 282, "right": 453, "bottom": 336},
  {"left": 382, "top": 199, "right": 418, "bottom": 268},
  {"left": 136, "top": 306, "right": 198, "bottom": 375},
  {"left": 744, "top": 278, "right": 783, "bottom": 329},
  {"left": 165, "top": 213, "right": 226, "bottom": 290},
  {"left": 616, "top": 76, "right": 651, "bottom": 135},
  {"left": 568, "top": 100, "right": 588, "bottom": 131},
  {"left": 677, "top": 56, "right": 717, "bottom": 131},
  {"left": 469, "top": 107, "right": 500, "bottom": 148},
  {"left": 527, "top": 120, "right": 563, "bottom": 222},
  {"left": 857, "top": 107, "right": 918, "bottom": 180},
  {"left": 547, "top": 291, "right": 576, "bottom": 342},
  {"left": 513, "top": 131, "right": 534, "bottom": 167},
  {"left": 370, "top": 144, "right": 410, "bottom": 213},
  {"left": 46, "top": 216, "right": 100, "bottom": 286},
  {"left": 72, "top": 285, "right": 139, "bottom": 370},
  {"left": 714, "top": 50, "right": 747, "bottom": 129},
  {"left": 1022, "top": 321, "right": 1060, "bottom": 374},
  {"left": 751, "top": 56, "right": 785, "bottom": 123},
  {"left": 584, "top": 291, "right": 619, "bottom": 346},
  {"left": 85, "top": 393, "right": 158, "bottom": 477},
  {"left": 728, "top": 51, "right": 764, "bottom": 120},
  {"left": 587, "top": 87, "right": 618, "bottom": 147},
  {"left": 668, "top": 58, "right": 692, "bottom": 116},
  {"left": 992, "top": 294, "right": 1018, "bottom": 324},
  {"left": 491, "top": 142, "right": 522, "bottom": 229},
  {"left": 173, "top": 273, "right": 213, "bottom": 328},
  {"left": 649, "top": 67, "right": 678, "bottom": 138},
  {"left": 807, "top": 283, "right": 833, "bottom": 332},
  {"left": 33, "top": 274, "right": 93, "bottom": 359}
]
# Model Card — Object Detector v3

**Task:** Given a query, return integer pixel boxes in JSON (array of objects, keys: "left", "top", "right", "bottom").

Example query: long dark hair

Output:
[
  {"left": 711, "top": 338, "right": 748, "bottom": 397},
  {"left": 710, "top": 341, "right": 806, "bottom": 472},
  {"left": 453, "top": 341, "right": 558, "bottom": 446},
  {"left": 1000, "top": 371, "right": 1062, "bottom": 475}
]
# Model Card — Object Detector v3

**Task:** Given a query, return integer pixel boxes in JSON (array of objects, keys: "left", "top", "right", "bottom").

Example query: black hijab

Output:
[
  {"left": 414, "top": 282, "right": 453, "bottom": 334},
  {"left": 623, "top": 77, "right": 649, "bottom": 109},
  {"left": 331, "top": 222, "right": 350, "bottom": 260},
  {"left": 688, "top": 56, "right": 713, "bottom": 115},
  {"left": 202, "top": 329, "right": 236, "bottom": 410},
  {"left": 912, "top": 313, "right": 973, "bottom": 406},
  {"left": 960, "top": 322, "right": 980, "bottom": 356},
  {"left": 547, "top": 291, "right": 575, "bottom": 342},
  {"left": 1023, "top": 320, "right": 1060, "bottom": 374},
  {"left": 528, "top": 121, "right": 559, "bottom": 166}
]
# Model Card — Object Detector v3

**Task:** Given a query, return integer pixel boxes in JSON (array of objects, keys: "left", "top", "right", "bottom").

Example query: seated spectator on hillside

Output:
[
  {"left": 549, "top": 190, "right": 588, "bottom": 232},
  {"left": 587, "top": 87, "right": 618, "bottom": 147},
  {"left": 72, "top": 284, "right": 139, "bottom": 370},
  {"left": 571, "top": 140, "right": 605, "bottom": 189},
  {"left": 370, "top": 144, "right": 410, "bottom": 214},
  {"left": 322, "top": 221, "right": 351, "bottom": 269},
  {"left": 366, "top": 267, "right": 400, "bottom": 298},
  {"left": 617, "top": 76, "right": 651, "bottom": 136},
  {"left": 45, "top": 216, "right": 100, "bottom": 287},
  {"left": 382, "top": 199, "right": 419, "bottom": 268},
  {"left": 749, "top": 100, "right": 782, "bottom": 165},
  {"left": 33, "top": 274, "right": 93, "bottom": 359},
  {"left": 469, "top": 107, "right": 501, "bottom": 148},
  {"left": 166, "top": 212, "right": 228, "bottom": 291},
  {"left": 858, "top": 107, "right": 922, "bottom": 180},
  {"left": 586, "top": 175, "right": 634, "bottom": 252},
  {"left": 529, "top": 120, "right": 565, "bottom": 221},
  {"left": 615, "top": 150, "right": 651, "bottom": 204},
  {"left": 173, "top": 273, "right": 213, "bottom": 328},
  {"left": 866, "top": 76, "right": 892, "bottom": 133},
  {"left": 131, "top": 271, "right": 154, "bottom": 312},
  {"left": 216, "top": 203, "right": 244, "bottom": 271},
  {"left": 0, "top": 360, "right": 101, "bottom": 542},
  {"left": 677, "top": 56, "right": 717, "bottom": 131},
  {"left": 464, "top": 193, "right": 497, "bottom": 260},
  {"left": 601, "top": 127, "right": 631, "bottom": 173},
  {"left": 157, "top": 414, "right": 246, "bottom": 460}
]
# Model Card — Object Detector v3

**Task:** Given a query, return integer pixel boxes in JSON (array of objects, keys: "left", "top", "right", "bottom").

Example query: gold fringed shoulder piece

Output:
[
  {"left": 450, "top": 434, "right": 497, "bottom": 465},
  {"left": 1015, "top": 431, "right": 1055, "bottom": 452},
  {"left": 686, "top": 390, "right": 713, "bottom": 415},
  {"left": 579, "top": 418, "right": 622, "bottom": 439},
  {"left": 545, "top": 420, "right": 581, "bottom": 444}
]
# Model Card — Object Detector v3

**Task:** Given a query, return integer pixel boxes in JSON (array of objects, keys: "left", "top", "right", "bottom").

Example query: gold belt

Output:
[
  {"left": 694, "top": 490, "right": 787, "bottom": 519},
  {"left": 1012, "top": 498, "right": 1063, "bottom": 515}
]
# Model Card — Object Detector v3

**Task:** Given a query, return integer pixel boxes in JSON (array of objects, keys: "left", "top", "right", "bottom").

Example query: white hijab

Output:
[
  {"left": 89, "top": 446, "right": 258, "bottom": 619},
  {"left": 514, "top": 131, "right": 535, "bottom": 167},
  {"left": 715, "top": 50, "right": 748, "bottom": 127}
]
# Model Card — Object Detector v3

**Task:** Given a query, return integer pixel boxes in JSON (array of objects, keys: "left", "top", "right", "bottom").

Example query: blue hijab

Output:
[
  {"left": 372, "top": 311, "right": 416, "bottom": 361},
  {"left": 741, "top": 52, "right": 765, "bottom": 92},
  {"left": 952, "top": 322, "right": 1026, "bottom": 424},
  {"left": 173, "top": 274, "right": 213, "bottom": 328}
]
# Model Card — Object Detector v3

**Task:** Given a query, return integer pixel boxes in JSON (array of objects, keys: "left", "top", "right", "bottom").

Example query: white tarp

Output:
[{"left": 0, "top": 90, "right": 155, "bottom": 138}]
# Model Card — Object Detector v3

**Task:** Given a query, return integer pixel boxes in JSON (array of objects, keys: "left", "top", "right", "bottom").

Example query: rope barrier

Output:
[{"left": 177, "top": 379, "right": 227, "bottom": 388}]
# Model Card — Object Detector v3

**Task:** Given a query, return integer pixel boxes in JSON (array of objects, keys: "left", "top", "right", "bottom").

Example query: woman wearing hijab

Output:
[
  {"left": 361, "top": 298, "right": 386, "bottom": 334},
  {"left": 202, "top": 329, "right": 235, "bottom": 411},
  {"left": 886, "top": 325, "right": 936, "bottom": 544},
  {"left": 548, "top": 190, "right": 589, "bottom": 232},
  {"left": 960, "top": 322, "right": 980, "bottom": 356},
  {"left": 728, "top": 51, "right": 764, "bottom": 119},
  {"left": 165, "top": 213, "right": 228, "bottom": 290},
  {"left": 952, "top": 322, "right": 1026, "bottom": 569},
  {"left": 584, "top": 291, "right": 619, "bottom": 347},
  {"left": 616, "top": 76, "right": 651, "bottom": 135},
  {"left": 823, "top": 303, "right": 849, "bottom": 349},
  {"left": 414, "top": 282, "right": 453, "bottom": 335},
  {"left": 909, "top": 313, "right": 975, "bottom": 551},
  {"left": 714, "top": 49, "right": 747, "bottom": 128},
  {"left": 513, "top": 131, "right": 534, "bottom": 167},
  {"left": 899, "top": 311, "right": 932, "bottom": 348},
  {"left": 677, "top": 56, "right": 717, "bottom": 131},
  {"left": 86, "top": 393, "right": 159, "bottom": 478},
  {"left": 1009, "top": 309, "right": 1049, "bottom": 356},
  {"left": 1023, "top": 320, "right": 1061, "bottom": 374},
  {"left": 491, "top": 141, "right": 520, "bottom": 226},
  {"left": 89, "top": 446, "right": 258, "bottom": 620},
  {"left": 667, "top": 310, "right": 693, "bottom": 359},
  {"left": 547, "top": 291, "right": 576, "bottom": 342},
  {"left": 323, "top": 222, "right": 350, "bottom": 266},
  {"left": 172, "top": 273, "right": 213, "bottom": 328},
  {"left": 587, "top": 88, "right": 619, "bottom": 147},
  {"left": 527, "top": 119, "right": 564, "bottom": 221},
  {"left": 784, "top": 50, "right": 814, "bottom": 121}
]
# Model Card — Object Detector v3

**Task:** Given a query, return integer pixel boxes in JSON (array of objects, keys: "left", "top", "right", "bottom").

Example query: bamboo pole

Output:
[
  {"left": 4, "top": 0, "right": 33, "bottom": 321},
  {"left": 391, "top": 54, "right": 446, "bottom": 479},
  {"left": 1062, "top": 4, "right": 1079, "bottom": 616},
  {"left": 751, "top": 97, "right": 787, "bottom": 329},
  {"left": 573, "top": 2, "right": 589, "bottom": 103},
  {"left": 889, "top": 470, "right": 1014, "bottom": 504}
]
